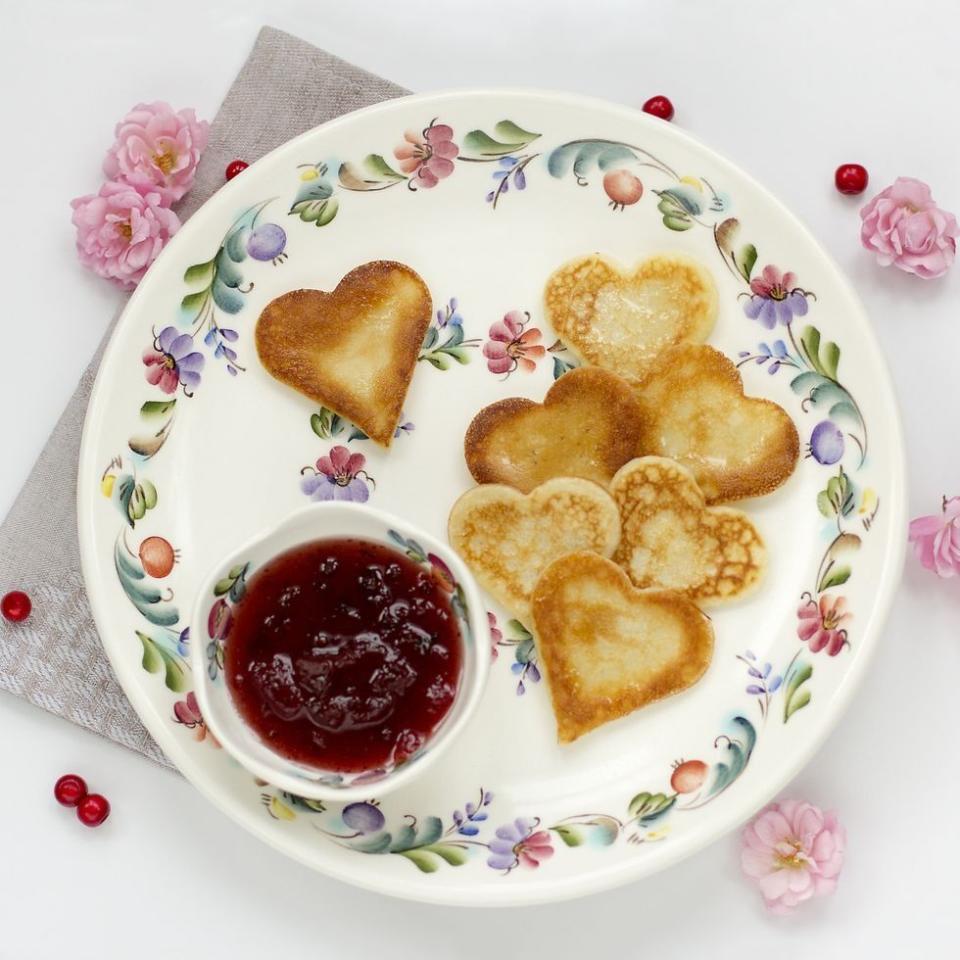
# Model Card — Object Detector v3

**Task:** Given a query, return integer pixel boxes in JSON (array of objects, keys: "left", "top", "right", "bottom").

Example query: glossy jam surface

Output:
[{"left": 225, "top": 538, "right": 463, "bottom": 772}]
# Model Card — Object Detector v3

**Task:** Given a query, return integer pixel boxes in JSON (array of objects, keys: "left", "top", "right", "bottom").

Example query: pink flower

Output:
[
  {"left": 142, "top": 326, "right": 204, "bottom": 396},
  {"left": 71, "top": 180, "right": 179, "bottom": 289},
  {"left": 103, "top": 101, "right": 209, "bottom": 204},
  {"left": 860, "top": 177, "right": 959, "bottom": 279},
  {"left": 428, "top": 553, "right": 456, "bottom": 592},
  {"left": 796, "top": 594, "right": 851, "bottom": 656},
  {"left": 173, "top": 691, "right": 219, "bottom": 746},
  {"left": 394, "top": 120, "right": 459, "bottom": 189},
  {"left": 488, "top": 611, "right": 503, "bottom": 661},
  {"left": 742, "top": 265, "right": 811, "bottom": 328},
  {"left": 741, "top": 800, "right": 845, "bottom": 915},
  {"left": 301, "top": 446, "right": 373, "bottom": 502},
  {"left": 486, "top": 817, "right": 555, "bottom": 871},
  {"left": 909, "top": 495, "right": 960, "bottom": 577},
  {"left": 483, "top": 311, "right": 546, "bottom": 375}
]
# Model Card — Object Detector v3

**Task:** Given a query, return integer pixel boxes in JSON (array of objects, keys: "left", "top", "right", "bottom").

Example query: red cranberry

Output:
[
  {"left": 1, "top": 590, "right": 31, "bottom": 623},
  {"left": 225, "top": 159, "right": 249, "bottom": 181},
  {"left": 77, "top": 793, "right": 111, "bottom": 827},
  {"left": 642, "top": 95, "right": 675, "bottom": 121},
  {"left": 835, "top": 163, "right": 869, "bottom": 195},
  {"left": 54, "top": 774, "right": 88, "bottom": 807}
]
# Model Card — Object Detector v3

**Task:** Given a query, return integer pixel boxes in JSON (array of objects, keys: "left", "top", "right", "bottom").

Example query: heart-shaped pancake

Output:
[
  {"left": 448, "top": 478, "right": 621, "bottom": 622},
  {"left": 255, "top": 261, "right": 432, "bottom": 446},
  {"left": 464, "top": 367, "right": 643, "bottom": 492},
  {"left": 544, "top": 253, "right": 718, "bottom": 386},
  {"left": 611, "top": 457, "right": 765, "bottom": 604},
  {"left": 634, "top": 344, "right": 799, "bottom": 503},
  {"left": 532, "top": 552, "right": 714, "bottom": 743}
]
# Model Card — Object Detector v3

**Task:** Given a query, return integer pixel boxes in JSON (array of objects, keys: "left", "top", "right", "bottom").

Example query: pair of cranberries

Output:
[{"left": 54, "top": 774, "right": 110, "bottom": 827}]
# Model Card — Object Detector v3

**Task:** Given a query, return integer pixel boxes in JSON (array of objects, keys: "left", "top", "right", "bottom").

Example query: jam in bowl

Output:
[{"left": 190, "top": 503, "right": 490, "bottom": 801}]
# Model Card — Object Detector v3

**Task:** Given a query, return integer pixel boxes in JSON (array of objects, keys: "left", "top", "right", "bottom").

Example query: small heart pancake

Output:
[
  {"left": 544, "top": 253, "right": 718, "bottom": 386},
  {"left": 448, "top": 478, "right": 621, "bottom": 622},
  {"left": 255, "top": 261, "right": 432, "bottom": 447},
  {"left": 532, "top": 552, "right": 714, "bottom": 743},
  {"left": 634, "top": 344, "right": 799, "bottom": 503},
  {"left": 464, "top": 367, "right": 643, "bottom": 493},
  {"left": 611, "top": 457, "right": 765, "bottom": 604}
]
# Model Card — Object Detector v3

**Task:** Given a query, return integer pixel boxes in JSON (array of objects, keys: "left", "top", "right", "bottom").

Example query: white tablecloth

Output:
[{"left": 2, "top": 1, "right": 957, "bottom": 955}]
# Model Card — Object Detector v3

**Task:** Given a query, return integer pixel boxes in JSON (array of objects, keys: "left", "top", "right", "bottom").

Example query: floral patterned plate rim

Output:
[{"left": 77, "top": 89, "right": 906, "bottom": 906}]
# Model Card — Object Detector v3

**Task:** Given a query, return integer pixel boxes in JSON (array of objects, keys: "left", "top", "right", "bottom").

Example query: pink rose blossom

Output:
[
  {"left": 741, "top": 800, "right": 845, "bottom": 915},
  {"left": 71, "top": 180, "right": 179, "bottom": 289},
  {"left": 860, "top": 177, "right": 959, "bottom": 279},
  {"left": 909, "top": 495, "right": 960, "bottom": 577},
  {"left": 103, "top": 101, "right": 209, "bottom": 204}
]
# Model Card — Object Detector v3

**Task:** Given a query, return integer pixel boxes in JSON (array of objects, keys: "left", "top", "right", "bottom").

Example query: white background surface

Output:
[{"left": 1, "top": 0, "right": 958, "bottom": 956}]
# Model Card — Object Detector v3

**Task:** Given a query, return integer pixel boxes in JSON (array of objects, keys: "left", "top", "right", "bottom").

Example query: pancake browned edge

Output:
[
  {"left": 634, "top": 343, "right": 800, "bottom": 503},
  {"left": 543, "top": 253, "right": 718, "bottom": 386},
  {"left": 447, "top": 478, "right": 621, "bottom": 622},
  {"left": 463, "top": 367, "right": 643, "bottom": 493},
  {"left": 532, "top": 551, "right": 714, "bottom": 743},
  {"left": 611, "top": 456, "right": 766, "bottom": 604},
  {"left": 255, "top": 260, "right": 431, "bottom": 447}
]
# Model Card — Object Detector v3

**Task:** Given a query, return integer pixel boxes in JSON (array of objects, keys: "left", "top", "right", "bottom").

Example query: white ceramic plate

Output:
[{"left": 78, "top": 90, "right": 905, "bottom": 906}]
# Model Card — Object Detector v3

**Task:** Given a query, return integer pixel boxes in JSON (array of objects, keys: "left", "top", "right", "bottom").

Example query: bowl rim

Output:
[{"left": 188, "top": 500, "right": 491, "bottom": 803}]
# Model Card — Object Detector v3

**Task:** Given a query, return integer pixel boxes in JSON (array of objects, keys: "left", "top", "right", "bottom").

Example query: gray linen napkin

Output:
[{"left": 0, "top": 27, "right": 407, "bottom": 766}]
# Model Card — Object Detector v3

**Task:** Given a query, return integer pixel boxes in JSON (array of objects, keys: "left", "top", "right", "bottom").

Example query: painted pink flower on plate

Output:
[
  {"left": 741, "top": 800, "right": 845, "bottom": 914},
  {"left": 71, "top": 180, "right": 179, "bottom": 290},
  {"left": 742, "top": 265, "right": 810, "bottom": 328},
  {"left": 173, "top": 691, "right": 219, "bottom": 746},
  {"left": 860, "top": 177, "right": 959, "bottom": 279},
  {"left": 487, "top": 817, "right": 555, "bottom": 871},
  {"left": 103, "top": 101, "right": 209, "bottom": 204},
  {"left": 143, "top": 326, "right": 204, "bottom": 396},
  {"left": 797, "top": 594, "right": 850, "bottom": 656},
  {"left": 394, "top": 121, "right": 459, "bottom": 189},
  {"left": 301, "top": 446, "right": 373, "bottom": 503},
  {"left": 488, "top": 611, "right": 503, "bottom": 661},
  {"left": 483, "top": 310, "right": 545, "bottom": 375},
  {"left": 908, "top": 495, "right": 960, "bottom": 577}
]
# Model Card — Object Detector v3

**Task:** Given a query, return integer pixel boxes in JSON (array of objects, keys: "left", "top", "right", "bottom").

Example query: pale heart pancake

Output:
[
  {"left": 634, "top": 344, "right": 799, "bottom": 503},
  {"left": 544, "top": 253, "right": 718, "bottom": 386},
  {"left": 255, "top": 261, "right": 431, "bottom": 446},
  {"left": 448, "top": 478, "right": 621, "bottom": 622},
  {"left": 464, "top": 367, "right": 643, "bottom": 493},
  {"left": 532, "top": 552, "right": 714, "bottom": 743},
  {"left": 611, "top": 457, "right": 765, "bottom": 604}
]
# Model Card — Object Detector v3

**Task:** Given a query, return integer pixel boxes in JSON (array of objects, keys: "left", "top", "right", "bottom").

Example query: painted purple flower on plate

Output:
[
  {"left": 742, "top": 265, "right": 810, "bottom": 328},
  {"left": 143, "top": 326, "right": 204, "bottom": 395},
  {"left": 486, "top": 817, "right": 554, "bottom": 871},
  {"left": 301, "top": 445, "right": 373, "bottom": 502}
]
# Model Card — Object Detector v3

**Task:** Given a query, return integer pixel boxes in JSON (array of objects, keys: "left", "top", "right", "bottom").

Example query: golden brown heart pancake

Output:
[
  {"left": 611, "top": 457, "right": 765, "bottom": 604},
  {"left": 448, "top": 478, "right": 621, "bottom": 622},
  {"left": 532, "top": 551, "right": 714, "bottom": 743},
  {"left": 464, "top": 367, "right": 643, "bottom": 493},
  {"left": 634, "top": 344, "right": 799, "bottom": 503},
  {"left": 544, "top": 253, "right": 718, "bottom": 386},
  {"left": 255, "top": 261, "right": 431, "bottom": 447}
]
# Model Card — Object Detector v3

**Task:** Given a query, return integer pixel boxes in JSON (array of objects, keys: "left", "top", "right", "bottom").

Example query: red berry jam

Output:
[{"left": 225, "top": 539, "right": 462, "bottom": 773}]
